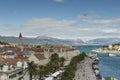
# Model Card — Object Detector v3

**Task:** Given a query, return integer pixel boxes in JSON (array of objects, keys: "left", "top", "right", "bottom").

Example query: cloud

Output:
[
  {"left": 102, "top": 29, "right": 118, "bottom": 33},
  {"left": 82, "top": 18, "right": 120, "bottom": 29},
  {"left": 22, "top": 18, "right": 111, "bottom": 40},
  {"left": 0, "top": 24, "right": 22, "bottom": 36},
  {"left": 1, "top": 18, "right": 82, "bottom": 39},
  {"left": 1, "top": 17, "right": 120, "bottom": 41},
  {"left": 86, "top": 18, "right": 120, "bottom": 24},
  {"left": 78, "top": 12, "right": 120, "bottom": 29},
  {"left": 101, "top": 29, "right": 120, "bottom": 36},
  {"left": 77, "top": 12, "right": 120, "bottom": 40},
  {"left": 20, "top": 18, "right": 104, "bottom": 40},
  {"left": 24, "top": 18, "right": 76, "bottom": 27},
  {"left": 53, "top": 0, "right": 64, "bottom": 3},
  {"left": 20, "top": 18, "right": 80, "bottom": 38}
]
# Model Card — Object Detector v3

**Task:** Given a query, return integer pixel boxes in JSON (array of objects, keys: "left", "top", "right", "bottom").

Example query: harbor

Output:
[
  {"left": 76, "top": 46, "right": 120, "bottom": 80},
  {"left": 98, "top": 56, "right": 120, "bottom": 80}
]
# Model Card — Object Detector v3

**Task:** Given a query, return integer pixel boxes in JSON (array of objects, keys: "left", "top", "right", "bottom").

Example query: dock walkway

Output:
[{"left": 74, "top": 57, "right": 96, "bottom": 80}]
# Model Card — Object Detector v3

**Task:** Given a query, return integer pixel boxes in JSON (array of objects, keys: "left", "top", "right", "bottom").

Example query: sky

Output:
[{"left": 0, "top": 0, "right": 120, "bottom": 41}]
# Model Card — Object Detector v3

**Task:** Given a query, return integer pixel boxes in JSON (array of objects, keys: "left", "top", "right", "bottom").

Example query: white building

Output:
[
  {"left": 108, "top": 45, "right": 112, "bottom": 50},
  {"left": 28, "top": 53, "right": 49, "bottom": 65},
  {"left": 0, "top": 62, "right": 23, "bottom": 80}
]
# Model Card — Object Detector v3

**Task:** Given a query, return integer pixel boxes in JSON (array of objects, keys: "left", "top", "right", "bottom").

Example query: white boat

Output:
[{"left": 108, "top": 53, "right": 116, "bottom": 56}]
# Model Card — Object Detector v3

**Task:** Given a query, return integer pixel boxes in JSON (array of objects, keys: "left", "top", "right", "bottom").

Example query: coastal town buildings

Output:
[
  {"left": 0, "top": 33, "right": 80, "bottom": 80},
  {"left": 28, "top": 53, "right": 49, "bottom": 65},
  {"left": 105, "top": 44, "right": 120, "bottom": 51},
  {"left": 0, "top": 61, "right": 25, "bottom": 80},
  {"left": 108, "top": 44, "right": 112, "bottom": 50}
]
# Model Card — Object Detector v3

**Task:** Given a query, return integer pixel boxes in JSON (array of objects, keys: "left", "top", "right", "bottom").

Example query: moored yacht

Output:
[{"left": 108, "top": 53, "right": 116, "bottom": 56}]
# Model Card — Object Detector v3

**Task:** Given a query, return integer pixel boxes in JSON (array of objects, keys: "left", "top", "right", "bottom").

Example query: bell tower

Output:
[
  {"left": 18, "top": 33, "right": 23, "bottom": 46},
  {"left": 18, "top": 33, "right": 24, "bottom": 52}
]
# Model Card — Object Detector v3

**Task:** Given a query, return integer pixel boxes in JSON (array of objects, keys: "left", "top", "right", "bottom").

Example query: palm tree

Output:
[
  {"left": 25, "top": 61, "right": 38, "bottom": 80},
  {"left": 37, "top": 65, "right": 46, "bottom": 79}
]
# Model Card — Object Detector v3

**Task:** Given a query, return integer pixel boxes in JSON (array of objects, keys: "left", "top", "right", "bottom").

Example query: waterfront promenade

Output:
[{"left": 74, "top": 57, "right": 96, "bottom": 80}]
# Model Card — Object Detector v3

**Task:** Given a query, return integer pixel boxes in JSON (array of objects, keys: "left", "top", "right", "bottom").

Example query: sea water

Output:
[
  {"left": 75, "top": 45, "right": 101, "bottom": 54},
  {"left": 76, "top": 45, "right": 120, "bottom": 80},
  {"left": 99, "top": 56, "right": 120, "bottom": 79}
]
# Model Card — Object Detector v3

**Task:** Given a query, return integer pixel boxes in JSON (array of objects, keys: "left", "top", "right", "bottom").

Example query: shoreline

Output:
[{"left": 92, "top": 49, "right": 120, "bottom": 56}]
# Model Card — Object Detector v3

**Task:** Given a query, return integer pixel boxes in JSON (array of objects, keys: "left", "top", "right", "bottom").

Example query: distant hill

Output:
[
  {"left": 1, "top": 36, "right": 120, "bottom": 45},
  {"left": 0, "top": 36, "right": 86, "bottom": 45},
  {"left": 86, "top": 38, "right": 120, "bottom": 45}
]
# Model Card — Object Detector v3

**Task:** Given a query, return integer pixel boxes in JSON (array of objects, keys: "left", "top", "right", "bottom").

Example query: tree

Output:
[
  {"left": 37, "top": 65, "right": 46, "bottom": 80},
  {"left": 59, "top": 57, "right": 65, "bottom": 67},
  {"left": 61, "top": 53, "right": 86, "bottom": 80},
  {"left": 50, "top": 53, "right": 60, "bottom": 70},
  {"left": 25, "top": 61, "right": 38, "bottom": 80}
]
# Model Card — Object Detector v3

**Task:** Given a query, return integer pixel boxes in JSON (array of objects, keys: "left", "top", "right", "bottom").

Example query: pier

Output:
[{"left": 74, "top": 57, "right": 97, "bottom": 80}]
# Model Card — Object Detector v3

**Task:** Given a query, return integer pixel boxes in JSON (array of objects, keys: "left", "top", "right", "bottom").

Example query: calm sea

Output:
[{"left": 76, "top": 45, "right": 120, "bottom": 80}]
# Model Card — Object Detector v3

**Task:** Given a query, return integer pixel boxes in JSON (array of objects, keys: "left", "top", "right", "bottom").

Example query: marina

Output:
[{"left": 76, "top": 46, "right": 120, "bottom": 80}]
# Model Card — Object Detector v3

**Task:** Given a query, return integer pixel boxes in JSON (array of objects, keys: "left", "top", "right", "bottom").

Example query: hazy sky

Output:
[{"left": 0, "top": 0, "right": 120, "bottom": 41}]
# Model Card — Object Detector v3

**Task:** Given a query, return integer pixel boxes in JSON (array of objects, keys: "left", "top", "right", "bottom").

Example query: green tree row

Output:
[{"left": 61, "top": 52, "right": 86, "bottom": 80}]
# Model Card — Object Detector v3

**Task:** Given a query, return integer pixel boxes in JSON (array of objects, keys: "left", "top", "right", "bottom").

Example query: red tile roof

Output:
[{"left": 34, "top": 54, "right": 46, "bottom": 60}]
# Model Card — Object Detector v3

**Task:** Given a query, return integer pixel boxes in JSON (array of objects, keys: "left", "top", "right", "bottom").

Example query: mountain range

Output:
[
  {"left": 86, "top": 38, "right": 120, "bottom": 45},
  {"left": 0, "top": 36, "right": 120, "bottom": 45}
]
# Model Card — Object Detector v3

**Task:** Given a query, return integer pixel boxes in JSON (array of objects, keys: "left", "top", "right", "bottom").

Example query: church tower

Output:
[
  {"left": 18, "top": 33, "right": 23, "bottom": 47},
  {"left": 18, "top": 33, "right": 24, "bottom": 52}
]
